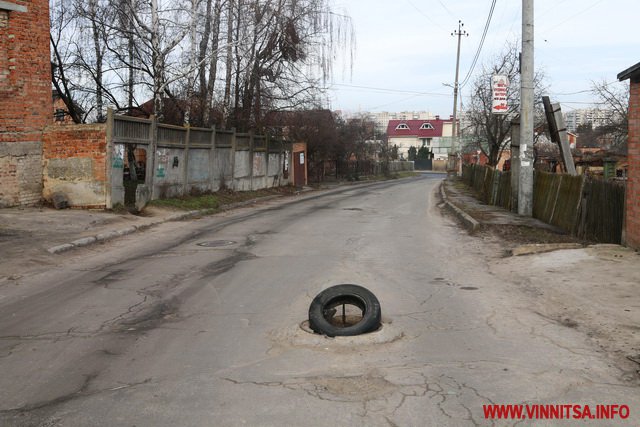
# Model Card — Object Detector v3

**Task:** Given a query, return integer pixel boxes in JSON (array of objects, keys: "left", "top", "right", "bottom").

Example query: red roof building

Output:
[{"left": 386, "top": 116, "right": 456, "bottom": 160}]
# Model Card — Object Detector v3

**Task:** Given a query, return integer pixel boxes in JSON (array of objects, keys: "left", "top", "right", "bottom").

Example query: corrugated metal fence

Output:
[{"left": 462, "top": 164, "right": 626, "bottom": 244}]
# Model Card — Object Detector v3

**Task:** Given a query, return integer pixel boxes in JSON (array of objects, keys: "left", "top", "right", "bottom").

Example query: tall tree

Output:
[
  {"left": 590, "top": 79, "right": 629, "bottom": 152},
  {"left": 462, "top": 42, "right": 546, "bottom": 166},
  {"left": 50, "top": 0, "right": 353, "bottom": 127}
]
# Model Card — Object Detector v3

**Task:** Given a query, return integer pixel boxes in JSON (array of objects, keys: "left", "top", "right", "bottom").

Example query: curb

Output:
[
  {"left": 509, "top": 243, "right": 584, "bottom": 256},
  {"left": 439, "top": 181, "right": 481, "bottom": 232},
  {"left": 46, "top": 195, "right": 284, "bottom": 254}
]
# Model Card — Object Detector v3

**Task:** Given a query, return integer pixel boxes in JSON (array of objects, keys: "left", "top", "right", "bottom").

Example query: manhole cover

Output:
[{"left": 197, "top": 240, "right": 236, "bottom": 247}]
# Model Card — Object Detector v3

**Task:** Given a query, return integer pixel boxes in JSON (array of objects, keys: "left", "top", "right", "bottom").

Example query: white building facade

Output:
[{"left": 386, "top": 117, "right": 455, "bottom": 160}]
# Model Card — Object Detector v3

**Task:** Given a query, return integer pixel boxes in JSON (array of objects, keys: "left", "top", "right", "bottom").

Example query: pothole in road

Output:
[
  {"left": 460, "top": 286, "right": 479, "bottom": 291},
  {"left": 342, "top": 207, "right": 363, "bottom": 211},
  {"left": 269, "top": 320, "right": 403, "bottom": 350},
  {"left": 307, "top": 284, "right": 381, "bottom": 337},
  {"left": 197, "top": 240, "right": 237, "bottom": 247}
]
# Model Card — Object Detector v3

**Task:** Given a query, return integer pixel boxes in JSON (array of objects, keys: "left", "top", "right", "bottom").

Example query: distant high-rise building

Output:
[{"left": 564, "top": 108, "right": 615, "bottom": 132}]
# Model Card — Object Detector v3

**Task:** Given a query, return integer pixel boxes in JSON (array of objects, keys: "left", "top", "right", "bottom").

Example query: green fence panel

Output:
[
  {"left": 496, "top": 171, "right": 511, "bottom": 210},
  {"left": 533, "top": 171, "right": 557, "bottom": 223},
  {"left": 550, "top": 174, "right": 583, "bottom": 232},
  {"left": 579, "top": 179, "right": 625, "bottom": 243},
  {"left": 463, "top": 166, "right": 625, "bottom": 243}
]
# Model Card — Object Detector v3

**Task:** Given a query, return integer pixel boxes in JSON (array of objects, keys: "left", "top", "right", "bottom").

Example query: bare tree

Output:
[
  {"left": 462, "top": 42, "right": 546, "bottom": 166},
  {"left": 50, "top": 0, "right": 87, "bottom": 123},
  {"left": 591, "top": 79, "right": 629, "bottom": 152},
  {"left": 50, "top": 0, "right": 353, "bottom": 128}
]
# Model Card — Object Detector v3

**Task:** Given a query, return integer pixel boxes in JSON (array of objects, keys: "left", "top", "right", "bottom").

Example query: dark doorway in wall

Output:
[{"left": 123, "top": 145, "right": 147, "bottom": 208}]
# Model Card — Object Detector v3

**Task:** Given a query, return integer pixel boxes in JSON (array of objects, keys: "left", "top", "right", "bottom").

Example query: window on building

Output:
[
  {"left": 419, "top": 123, "right": 434, "bottom": 130},
  {"left": 395, "top": 123, "right": 410, "bottom": 130}
]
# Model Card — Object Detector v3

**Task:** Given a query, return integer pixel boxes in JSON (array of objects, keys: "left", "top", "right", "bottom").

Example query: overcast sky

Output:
[{"left": 326, "top": 0, "right": 638, "bottom": 117}]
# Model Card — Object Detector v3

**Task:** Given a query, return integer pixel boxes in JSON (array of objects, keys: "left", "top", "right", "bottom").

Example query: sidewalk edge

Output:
[
  {"left": 46, "top": 195, "right": 283, "bottom": 254},
  {"left": 440, "top": 181, "right": 481, "bottom": 232}
]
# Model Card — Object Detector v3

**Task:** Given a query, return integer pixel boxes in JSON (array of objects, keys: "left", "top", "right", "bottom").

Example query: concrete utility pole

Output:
[
  {"left": 518, "top": 0, "right": 534, "bottom": 215},
  {"left": 450, "top": 20, "right": 467, "bottom": 175}
]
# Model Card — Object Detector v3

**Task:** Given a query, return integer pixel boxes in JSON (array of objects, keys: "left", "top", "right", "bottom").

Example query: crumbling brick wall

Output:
[
  {"left": 0, "top": 0, "right": 51, "bottom": 207},
  {"left": 625, "top": 80, "right": 640, "bottom": 249},
  {"left": 42, "top": 125, "right": 108, "bottom": 208}
]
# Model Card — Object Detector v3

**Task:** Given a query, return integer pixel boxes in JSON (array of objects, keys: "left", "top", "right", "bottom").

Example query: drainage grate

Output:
[{"left": 197, "top": 240, "right": 236, "bottom": 247}]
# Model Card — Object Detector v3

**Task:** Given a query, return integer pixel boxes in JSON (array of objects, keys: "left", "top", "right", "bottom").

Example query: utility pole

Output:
[
  {"left": 518, "top": 0, "right": 534, "bottom": 215},
  {"left": 451, "top": 20, "right": 468, "bottom": 175}
]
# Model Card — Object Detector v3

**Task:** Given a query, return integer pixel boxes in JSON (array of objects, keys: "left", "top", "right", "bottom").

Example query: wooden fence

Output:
[{"left": 462, "top": 164, "right": 626, "bottom": 244}]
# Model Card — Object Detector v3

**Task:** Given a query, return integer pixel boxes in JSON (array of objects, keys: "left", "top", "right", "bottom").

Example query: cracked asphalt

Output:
[{"left": 0, "top": 174, "right": 638, "bottom": 426}]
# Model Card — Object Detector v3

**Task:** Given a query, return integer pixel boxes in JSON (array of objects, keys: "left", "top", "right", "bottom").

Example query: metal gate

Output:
[{"left": 414, "top": 159, "right": 433, "bottom": 170}]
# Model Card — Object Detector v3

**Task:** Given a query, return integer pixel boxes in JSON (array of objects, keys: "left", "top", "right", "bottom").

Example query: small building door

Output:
[{"left": 293, "top": 151, "right": 306, "bottom": 187}]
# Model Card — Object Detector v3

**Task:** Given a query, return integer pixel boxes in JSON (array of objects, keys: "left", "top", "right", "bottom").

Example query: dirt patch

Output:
[
  {"left": 490, "top": 245, "right": 640, "bottom": 380},
  {"left": 309, "top": 374, "right": 397, "bottom": 402},
  {"left": 481, "top": 224, "right": 586, "bottom": 246}
]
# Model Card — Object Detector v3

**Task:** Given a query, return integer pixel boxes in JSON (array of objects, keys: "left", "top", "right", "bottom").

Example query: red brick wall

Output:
[
  {"left": 626, "top": 80, "right": 640, "bottom": 249},
  {"left": 42, "top": 125, "right": 108, "bottom": 208},
  {"left": 0, "top": 0, "right": 51, "bottom": 207}
]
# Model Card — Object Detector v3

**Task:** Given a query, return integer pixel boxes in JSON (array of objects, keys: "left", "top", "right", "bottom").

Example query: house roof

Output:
[
  {"left": 618, "top": 61, "right": 640, "bottom": 82},
  {"left": 387, "top": 119, "right": 448, "bottom": 138}
]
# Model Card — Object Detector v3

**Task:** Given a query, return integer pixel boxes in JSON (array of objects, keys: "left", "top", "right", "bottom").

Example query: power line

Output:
[
  {"left": 435, "top": 0, "right": 455, "bottom": 19},
  {"left": 539, "top": 0, "right": 604, "bottom": 34},
  {"left": 459, "top": 0, "right": 497, "bottom": 88},
  {"left": 366, "top": 94, "right": 425, "bottom": 111},
  {"left": 329, "top": 83, "right": 451, "bottom": 97},
  {"left": 549, "top": 80, "right": 620, "bottom": 96},
  {"left": 404, "top": 0, "right": 446, "bottom": 31}
]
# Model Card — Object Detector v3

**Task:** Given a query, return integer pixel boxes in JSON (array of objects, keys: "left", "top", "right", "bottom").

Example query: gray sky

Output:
[{"left": 327, "top": 0, "right": 638, "bottom": 116}]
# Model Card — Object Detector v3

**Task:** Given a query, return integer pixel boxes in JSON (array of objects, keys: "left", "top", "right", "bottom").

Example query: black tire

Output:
[{"left": 308, "top": 284, "right": 381, "bottom": 337}]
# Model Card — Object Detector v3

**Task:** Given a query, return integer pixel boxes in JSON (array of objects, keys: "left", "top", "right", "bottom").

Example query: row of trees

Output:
[
  {"left": 461, "top": 42, "right": 629, "bottom": 166},
  {"left": 277, "top": 110, "right": 385, "bottom": 180},
  {"left": 51, "top": 0, "right": 354, "bottom": 129}
]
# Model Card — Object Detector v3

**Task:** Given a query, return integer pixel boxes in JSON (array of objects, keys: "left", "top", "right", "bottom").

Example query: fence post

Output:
[
  {"left": 575, "top": 175, "right": 588, "bottom": 237},
  {"left": 491, "top": 169, "right": 500, "bottom": 205},
  {"left": 182, "top": 126, "right": 191, "bottom": 196},
  {"left": 549, "top": 174, "right": 563, "bottom": 225},
  {"left": 149, "top": 115, "right": 158, "bottom": 199},
  {"left": 209, "top": 125, "right": 216, "bottom": 191},
  {"left": 105, "top": 108, "right": 114, "bottom": 208},
  {"left": 230, "top": 128, "right": 237, "bottom": 191},
  {"left": 249, "top": 130, "right": 254, "bottom": 191},
  {"left": 265, "top": 134, "right": 271, "bottom": 188}
]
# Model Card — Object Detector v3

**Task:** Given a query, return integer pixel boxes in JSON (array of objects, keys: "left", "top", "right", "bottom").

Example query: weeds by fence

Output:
[
  {"left": 462, "top": 164, "right": 511, "bottom": 210},
  {"left": 462, "top": 164, "right": 626, "bottom": 244}
]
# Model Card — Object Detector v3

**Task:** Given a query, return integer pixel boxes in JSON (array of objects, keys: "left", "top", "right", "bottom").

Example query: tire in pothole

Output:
[{"left": 308, "top": 284, "right": 381, "bottom": 337}]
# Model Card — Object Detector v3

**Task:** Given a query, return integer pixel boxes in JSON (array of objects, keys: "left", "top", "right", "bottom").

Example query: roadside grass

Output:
[
  {"left": 149, "top": 194, "right": 221, "bottom": 211},
  {"left": 148, "top": 187, "right": 296, "bottom": 212},
  {"left": 147, "top": 171, "right": 419, "bottom": 213},
  {"left": 391, "top": 171, "right": 420, "bottom": 179}
]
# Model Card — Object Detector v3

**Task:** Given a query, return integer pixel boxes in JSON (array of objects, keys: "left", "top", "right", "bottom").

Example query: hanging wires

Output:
[{"left": 459, "top": 0, "right": 497, "bottom": 88}]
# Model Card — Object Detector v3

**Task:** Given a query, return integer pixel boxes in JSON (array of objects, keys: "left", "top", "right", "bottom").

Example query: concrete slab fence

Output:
[
  {"left": 107, "top": 110, "right": 291, "bottom": 209},
  {"left": 41, "top": 110, "right": 292, "bottom": 209}
]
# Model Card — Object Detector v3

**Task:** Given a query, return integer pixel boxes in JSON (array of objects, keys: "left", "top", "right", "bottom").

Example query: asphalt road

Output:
[{"left": 0, "top": 175, "right": 637, "bottom": 426}]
